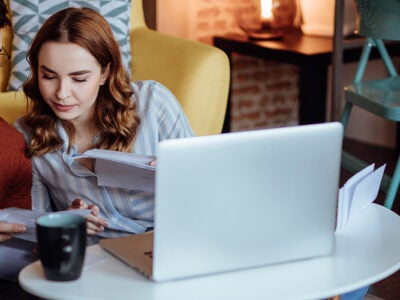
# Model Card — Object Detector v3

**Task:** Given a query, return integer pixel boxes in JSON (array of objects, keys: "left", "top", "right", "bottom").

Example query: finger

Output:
[
  {"left": 87, "top": 228, "right": 99, "bottom": 235},
  {"left": 150, "top": 159, "right": 157, "bottom": 167},
  {"left": 87, "top": 214, "right": 108, "bottom": 227},
  {"left": 0, "top": 234, "right": 11, "bottom": 242},
  {"left": 88, "top": 204, "right": 99, "bottom": 217},
  {"left": 86, "top": 220, "right": 105, "bottom": 234},
  {"left": 0, "top": 222, "right": 26, "bottom": 234},
  {"left": 87, "top": 215, "right": 104, "bottom": 226}
]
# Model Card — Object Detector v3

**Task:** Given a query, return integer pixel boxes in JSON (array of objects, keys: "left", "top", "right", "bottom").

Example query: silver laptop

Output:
[{"left": 100, "top": 122, "right": 343, "bottom": 282}]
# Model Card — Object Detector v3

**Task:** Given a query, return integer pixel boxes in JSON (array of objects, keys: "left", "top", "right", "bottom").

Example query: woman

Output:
[{"left": 17, "top": 7, "right": 194, "bottom": 237}]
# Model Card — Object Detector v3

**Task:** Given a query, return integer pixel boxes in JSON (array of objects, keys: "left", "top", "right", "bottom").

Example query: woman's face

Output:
[{"left": 37, "top": 42, "right": 109, "bottom": 126}]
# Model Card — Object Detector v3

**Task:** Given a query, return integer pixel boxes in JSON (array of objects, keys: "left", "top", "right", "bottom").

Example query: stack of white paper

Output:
[
  {"left": 74, "top": 149, "right": 156, "bottom": 192},
  {"left": 336, "top": 163, "right": 386, "bottom": 232}
]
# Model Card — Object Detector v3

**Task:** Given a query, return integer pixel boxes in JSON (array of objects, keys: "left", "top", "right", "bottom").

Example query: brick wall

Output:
[
  {"left": 196, "top": 0, "right": 299, "bottom": 131},
  {"left": 230, "top": 54, "right": 298, "bottom": 131},
  {"left": 158, "top": 0, "right": 300, "bottom": 132}
]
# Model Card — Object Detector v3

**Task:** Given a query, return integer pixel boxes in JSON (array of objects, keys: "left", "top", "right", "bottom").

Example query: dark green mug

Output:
[{"left": 36, "top": 213, "right": 87, "bottom": 281}]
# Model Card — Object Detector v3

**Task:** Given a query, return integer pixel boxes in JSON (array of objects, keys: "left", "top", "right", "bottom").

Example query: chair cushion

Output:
[{"left": 8, "top": 0, "right": 132, "bottom": 91}]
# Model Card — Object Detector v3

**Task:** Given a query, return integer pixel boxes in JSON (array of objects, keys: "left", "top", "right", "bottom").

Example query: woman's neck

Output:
[
  {"left": 68, "top": 119, "right": 98, "bottom": 171},
  {"left": 70, "top": 117, "right": 98, "bottom": 153}
]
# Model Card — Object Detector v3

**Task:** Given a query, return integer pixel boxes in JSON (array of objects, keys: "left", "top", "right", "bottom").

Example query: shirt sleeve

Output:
[
  {"left": 31, "top": 164, "right": 53, "bottom": 212},
  {"left": 157, "top": 98, "right": 195, "bottom": 140},
  {"left": 135, "top": 80, "right": 195, "bottom": 141}
]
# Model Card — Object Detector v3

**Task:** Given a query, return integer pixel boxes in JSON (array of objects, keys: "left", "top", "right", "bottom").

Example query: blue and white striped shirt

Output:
[{"left": 17, "top": 80, "right": 194, "bottom": 236}]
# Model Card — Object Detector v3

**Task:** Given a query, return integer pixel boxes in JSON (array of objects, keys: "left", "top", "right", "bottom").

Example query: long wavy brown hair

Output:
[
  {"left": 21, "top": 7, "right": 140, "bottom": 156},
  {"left": 0, "top": 0, "right": 11, "bottom": 29}
]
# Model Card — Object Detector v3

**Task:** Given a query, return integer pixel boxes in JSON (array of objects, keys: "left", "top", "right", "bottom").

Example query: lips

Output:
[{"left": 53, "top": 102, "right": 75, "bottom": 112}]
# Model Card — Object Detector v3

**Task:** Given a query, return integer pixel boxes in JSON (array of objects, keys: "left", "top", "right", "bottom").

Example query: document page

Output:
[
  {"left": 75, "top": 149, "right": 156, "bottom": 192},
  {"left": 336, "top": 163, "right": 385, "bottom": 231},
  {"left": 0, "top": 208, "right": 92, "bottom": 242},
  {"left": 79, "top": 149, "right": 155, "bottom": 169}
]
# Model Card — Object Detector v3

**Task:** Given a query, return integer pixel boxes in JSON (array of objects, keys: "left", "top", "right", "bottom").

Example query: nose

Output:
[{"left": 55, "top": 79, "right": 70, "bottom": 101}]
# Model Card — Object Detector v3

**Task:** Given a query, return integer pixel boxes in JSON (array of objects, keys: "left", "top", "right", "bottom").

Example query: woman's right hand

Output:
[{"left": 69, "top": 198, "right": 109, "bottom": 235}]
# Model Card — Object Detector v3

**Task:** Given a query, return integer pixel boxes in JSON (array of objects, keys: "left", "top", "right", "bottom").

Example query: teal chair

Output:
[{"left": 340, "top": 0, "right": 400, "bottom": 210}]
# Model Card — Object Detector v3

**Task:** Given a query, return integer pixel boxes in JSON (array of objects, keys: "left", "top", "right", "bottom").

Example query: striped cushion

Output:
[{"left": 8, "top": 0, "right": 131, "bottom": 91}]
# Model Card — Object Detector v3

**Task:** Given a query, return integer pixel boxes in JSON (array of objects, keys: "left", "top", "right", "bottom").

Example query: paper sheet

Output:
[
  {"left": 74, "top": 149, "right": 156, "bottom": 192},
  {"left": 350, "top": 165, "right": 385, "bottom": 219},
  {"left": 0, "top": 208, "right": 92, "bottom": 242},
  {"left": 336, "top": 164, "right": 375, "bottom": 231},
  {"left": 336, "top": 163, "right": 386, "bottom": 231}
]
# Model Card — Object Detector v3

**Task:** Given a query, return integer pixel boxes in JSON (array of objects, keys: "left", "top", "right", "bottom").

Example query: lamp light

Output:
[{"left": 237, "top": 0, "right": 297, "bottom": 40}]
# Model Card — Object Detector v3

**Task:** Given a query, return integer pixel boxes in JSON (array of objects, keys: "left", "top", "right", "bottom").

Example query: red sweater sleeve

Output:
[{"left": 0, "top": 118, "right": 32, "bottom": 209}]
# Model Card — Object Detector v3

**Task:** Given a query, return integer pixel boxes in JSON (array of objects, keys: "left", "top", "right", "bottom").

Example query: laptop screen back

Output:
[{"left": 152, "top": 122, "right": 343, "bottom": 281}]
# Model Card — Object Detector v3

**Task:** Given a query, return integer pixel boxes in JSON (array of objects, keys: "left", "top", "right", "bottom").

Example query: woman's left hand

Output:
[{"left": 69, "top": 198, "right": 108, "bottom": 234}]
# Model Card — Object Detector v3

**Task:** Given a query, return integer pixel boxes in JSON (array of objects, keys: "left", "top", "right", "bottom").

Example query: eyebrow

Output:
[{"left": 39, "top": 65, "right": 92, "bottom": 76}]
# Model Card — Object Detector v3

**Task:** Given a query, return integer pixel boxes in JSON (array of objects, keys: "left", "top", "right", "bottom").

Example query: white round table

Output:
[{"left": 19, "top": 204, "right": 400, "bottom": 300}]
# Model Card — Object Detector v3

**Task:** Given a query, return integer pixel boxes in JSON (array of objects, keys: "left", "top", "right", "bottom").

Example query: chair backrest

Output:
[
  {"left": 0, "top": 0, "right": 12, "bottom": 91},
  {"left": 356, "top": 0, "right": 400, "bottom": 41},
  {"left": 131, "top": 0, "right": 146, "bottom": 29},
  {"left": 128, "top": 0, "right": 229, "bottom": 135},
  {"left": 351, "top": 0, "right": 400, "bottom": 84}
]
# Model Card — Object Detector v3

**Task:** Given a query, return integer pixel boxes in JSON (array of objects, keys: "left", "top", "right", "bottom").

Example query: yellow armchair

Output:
[
  {"left": 0, "top": 0, "right": 230, "bottom": 135},
  {"left": 0, "top": 91, "right": 26, "bottom": 124}
]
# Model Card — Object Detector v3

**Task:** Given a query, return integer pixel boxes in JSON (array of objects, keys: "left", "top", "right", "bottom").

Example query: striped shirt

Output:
[{"left": 17, "top": 80, "right": 194, "bottom": 237}]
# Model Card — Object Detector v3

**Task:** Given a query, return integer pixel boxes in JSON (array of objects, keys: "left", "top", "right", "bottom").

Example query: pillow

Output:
[{"left": 8, "top": 0, "right": 131, "bottom": 91}]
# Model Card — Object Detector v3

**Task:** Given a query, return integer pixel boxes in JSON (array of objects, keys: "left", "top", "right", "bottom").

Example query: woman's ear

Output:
[{"left": 100, "top": 63, "right": 111, "bottom": 85}]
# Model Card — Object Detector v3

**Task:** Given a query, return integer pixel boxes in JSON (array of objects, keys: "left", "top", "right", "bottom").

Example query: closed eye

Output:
[
  {"left": 42, "top": 74, "right": 56, "bottom": 80},
  {"left": 73, "top": 77, "right": 88, "bottom": 82},
  {"left": 39, "top": 65, "right": 91, "bottom": 82}
]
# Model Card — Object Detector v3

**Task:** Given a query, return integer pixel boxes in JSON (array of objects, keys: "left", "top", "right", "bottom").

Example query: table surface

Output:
[
  {"left": 19, "top": 204, "right": 400, "bottom": 300},
  {"left": 212, "top": 30, "right": 374, "bottom": 65}
]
